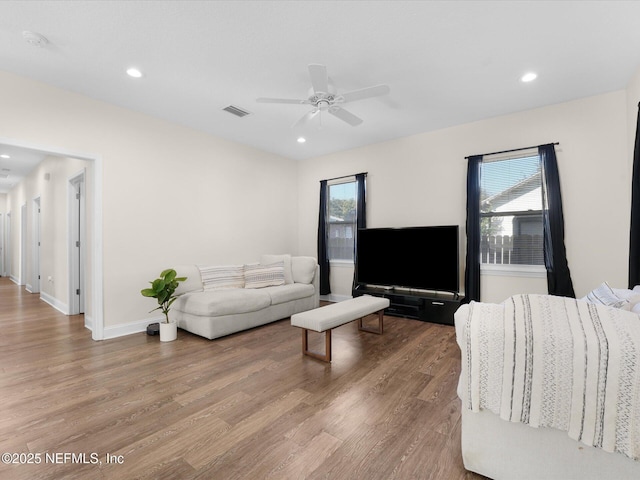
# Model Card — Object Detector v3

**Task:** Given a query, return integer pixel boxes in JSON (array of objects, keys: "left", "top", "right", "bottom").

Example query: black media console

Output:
[{"left": 352, "top": 284, "right": 463, "bottom": 326}]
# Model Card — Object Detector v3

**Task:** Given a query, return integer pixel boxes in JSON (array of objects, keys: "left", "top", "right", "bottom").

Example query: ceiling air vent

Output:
[{"left": 222, "top": 105, "right": 251, "bottom": 118}]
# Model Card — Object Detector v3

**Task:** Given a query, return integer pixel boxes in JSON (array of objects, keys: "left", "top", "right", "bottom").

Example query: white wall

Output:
[
  {"left": 627, "top": 67, "right": 640, "bottom": 169},
  {"left": 298, "top": 90, "right": 630, "bottom": 303},
  {"left": 0, "top": 70, "right": 298, "bottom": 334}
]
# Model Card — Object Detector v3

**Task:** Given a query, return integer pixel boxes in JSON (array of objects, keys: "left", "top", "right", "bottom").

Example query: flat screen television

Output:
[{"left": 355, "top": 225, "right": 459, "bottom": 293}]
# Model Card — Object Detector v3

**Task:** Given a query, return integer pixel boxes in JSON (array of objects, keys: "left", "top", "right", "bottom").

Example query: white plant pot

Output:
[{"left": 159, "top": 322, "right": 177, "bottom": 342}]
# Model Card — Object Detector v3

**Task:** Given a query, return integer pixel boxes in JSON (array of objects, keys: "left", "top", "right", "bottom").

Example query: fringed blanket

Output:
[{"left": 455, "top": 294, "right": 640, "bottom": 461}]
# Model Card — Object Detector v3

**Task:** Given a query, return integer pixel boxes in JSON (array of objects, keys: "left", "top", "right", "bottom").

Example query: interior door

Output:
[
  {"left": 32, "top": 198, "right": 40, "bottom": 293},
  {"left": 69, "top": 174, "right": 85, "bottom": 314}
]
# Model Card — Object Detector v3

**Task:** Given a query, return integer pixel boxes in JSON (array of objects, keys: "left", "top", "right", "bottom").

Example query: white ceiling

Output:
[{"left": 1, "top": 0, "right": 640, "bottom": 191}]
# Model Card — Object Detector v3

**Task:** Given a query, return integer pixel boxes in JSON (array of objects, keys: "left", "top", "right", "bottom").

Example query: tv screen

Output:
[{"left": 355, "top": 225, "right": 459, "bottom": 293}]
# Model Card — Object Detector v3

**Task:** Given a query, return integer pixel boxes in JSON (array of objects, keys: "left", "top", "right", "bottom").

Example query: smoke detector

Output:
[{"left": 23, "top": 31, "right": 49, "bottom": 48}]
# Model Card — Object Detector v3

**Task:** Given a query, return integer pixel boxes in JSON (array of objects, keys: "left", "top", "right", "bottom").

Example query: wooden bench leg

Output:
[
  {"left": 301, "top": 328, "right": 332, "bottom": 362},
  {"left": 357, "top": 309, "right": 384, "bottom": 335}
]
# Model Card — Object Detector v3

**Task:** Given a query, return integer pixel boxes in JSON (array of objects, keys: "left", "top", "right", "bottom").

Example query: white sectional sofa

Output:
[{"left": 171, "top": 255, "right": 319, "bottom": 340}]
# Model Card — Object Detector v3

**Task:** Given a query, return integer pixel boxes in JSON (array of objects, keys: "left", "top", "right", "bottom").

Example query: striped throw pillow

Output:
[
  {"left": 244, "top": 261, "right": 285, "bottom": 289},
  {"left": 199, "top": 265, "right": 245, "bottom": 290}
]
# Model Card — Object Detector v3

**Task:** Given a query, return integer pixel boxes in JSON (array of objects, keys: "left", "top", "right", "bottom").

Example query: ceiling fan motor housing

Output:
[{"left": 307, "top": 84, "right": 338, "bottom": 109}]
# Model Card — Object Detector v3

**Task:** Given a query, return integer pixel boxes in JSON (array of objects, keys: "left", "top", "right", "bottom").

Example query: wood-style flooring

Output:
[{"left": 0, "top": 278, "right": 485, "bottom": 479}]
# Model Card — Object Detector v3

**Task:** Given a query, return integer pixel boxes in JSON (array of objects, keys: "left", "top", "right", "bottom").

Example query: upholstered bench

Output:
[{"left": 290, "top": 295, "right": 390, "bottom": 362}]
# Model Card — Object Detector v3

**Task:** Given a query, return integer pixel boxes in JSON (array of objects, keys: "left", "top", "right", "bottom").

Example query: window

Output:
[
  {"left": 480, "top": 151, "right": 544, "bottom": 268},
  {"left": 327, "top": 180, "right": 357, "bottom": 261}
]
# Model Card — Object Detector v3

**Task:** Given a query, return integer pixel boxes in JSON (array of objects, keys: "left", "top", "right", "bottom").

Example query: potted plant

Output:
[{"left": 141, "top": 269, "right": 187, "bottom": 342}]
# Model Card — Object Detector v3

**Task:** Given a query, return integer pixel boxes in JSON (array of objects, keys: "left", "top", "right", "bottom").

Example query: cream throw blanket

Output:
[{"left": 456, "top": 294, "right": 640, "bottom": 461}]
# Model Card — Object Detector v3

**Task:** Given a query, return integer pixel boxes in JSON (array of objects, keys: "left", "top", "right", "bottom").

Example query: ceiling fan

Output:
[{"left": 257, "top": 64, "right": 390, "bottom": 127}]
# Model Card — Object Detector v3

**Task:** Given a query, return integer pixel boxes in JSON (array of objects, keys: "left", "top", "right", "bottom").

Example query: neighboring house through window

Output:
[
  {"left": 480, "top": 150, "right": 545, "bottom": 274},
  {"left": 328, "top": 179, "right": 357, "bottom": 261}
]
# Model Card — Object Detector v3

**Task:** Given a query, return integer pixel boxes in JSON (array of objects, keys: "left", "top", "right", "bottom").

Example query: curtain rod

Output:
[
  {"left": 321, "top": 172, "right": 367, "bottom": 183},
  {"left": 465, "top": 142, "right": 559, "bottom": 160}
]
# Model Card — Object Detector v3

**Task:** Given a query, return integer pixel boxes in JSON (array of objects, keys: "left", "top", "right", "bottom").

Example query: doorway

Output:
[{"left": 0, "top": 138, "right": 103, "bottom": 340}]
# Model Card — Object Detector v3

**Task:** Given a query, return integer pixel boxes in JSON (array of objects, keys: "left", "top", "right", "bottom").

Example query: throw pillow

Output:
[
  {"left": 260, "top": 254, "right": 293, "bottom": 284},
  {"left": 582, "top": 282, "right": 631, "bottom": 310},
  {"left": 199, "top": 265, "right": 245, "bottom": 290},
  {"left": 291, "top": 256, "right": 317, "bottom": 284},
  {"left": 244, "top": 261, "right": 285, "bottom": 289}
]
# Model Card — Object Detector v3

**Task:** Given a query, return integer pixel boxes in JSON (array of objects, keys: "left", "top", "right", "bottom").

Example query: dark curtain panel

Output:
[
  {"left": 317, "top": 180, "right": 331, "bottom": 295},
  {"left": 539, "top": 144, "right": 575, "bottom": 298},
  {"left": 464, "top": 155, "right": 482, "bottom": 303},
  {"left": 352, "top": 173, "right": 367, "bottom": 290},
  {"left": 629, "top": 103, "right": 640, "bottom": 288}
]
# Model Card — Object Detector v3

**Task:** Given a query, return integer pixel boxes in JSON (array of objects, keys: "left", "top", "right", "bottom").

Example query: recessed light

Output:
[
  {"left": 297, "top": 137, "right": 306, "bottom": 144},
  {"left": 521, "top": 72, "right": 537, "bottom": 83},
  {"left": 126, "top": 67, "right": 143, "bottom": 78},
  {"left": 0, "top": 154, "right": 10, "bottom": 159}
]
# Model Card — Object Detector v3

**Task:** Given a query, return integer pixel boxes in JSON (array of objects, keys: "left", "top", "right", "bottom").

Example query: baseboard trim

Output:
[
  {"left": 25, "top": 283, "right": 33, "bottom": 293},
  {"left": 103, "top": 315, "right": 164, "bottom": 340},
  {"left": 10, "top": 275, "right": 19, "bottom": 285},
  {"left": 40, "top": 291, "right": 69, "bottom": 315}
]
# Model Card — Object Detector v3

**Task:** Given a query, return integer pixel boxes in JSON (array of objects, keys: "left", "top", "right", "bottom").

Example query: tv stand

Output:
[{"left": 352, "top": 284, "right": 463, "bottom": 326}]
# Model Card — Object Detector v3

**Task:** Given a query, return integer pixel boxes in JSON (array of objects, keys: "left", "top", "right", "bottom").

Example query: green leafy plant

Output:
[{"left": 141, "top": 269, "right": 187, "bottom": 323}]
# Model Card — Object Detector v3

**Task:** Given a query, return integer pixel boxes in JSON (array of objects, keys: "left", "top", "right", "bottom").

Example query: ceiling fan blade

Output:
[
  {"left": 256, "top": 97, "right": 309, "bottom": 104},
  {"left": 292, "top": 108, "right": 320, "bottom": 128},
  {"left": 328, "top": 106, "right": 363, "bottom": 126},
  {"left": 308, "top": 64, "right": 329, "bottom": 94},
  {"left": 340, "top": 84, "right": 390, "bottom": 103}
]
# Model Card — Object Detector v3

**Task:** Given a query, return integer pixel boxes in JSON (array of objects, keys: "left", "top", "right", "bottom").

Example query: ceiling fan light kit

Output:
[{"left": 257, "top": 64, "right": 390, "bottom": 128}]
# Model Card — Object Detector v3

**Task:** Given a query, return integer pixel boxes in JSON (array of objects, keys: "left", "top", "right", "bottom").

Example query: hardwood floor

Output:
[{"left": 0, "top": 278, "right": 485, "bottom": 479}]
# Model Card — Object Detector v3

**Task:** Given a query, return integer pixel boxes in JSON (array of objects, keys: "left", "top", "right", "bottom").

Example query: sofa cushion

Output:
[
  {"left": 262, "top": 283, "right": 316, "bottom": 305},
  {"left": 199, "top": 264, "right": 245, "bottom": 290},
  {"left": 244, "top": 261, "right": 285, "bottom": 289},
  {"left": 174, "top": 288, "right": 271, "bottom": 316},
  {"left": 261, "top": 254, "right": 293, "bottom": 284},
  {"left": 291, "top": 256, "right": 317, "bottom": 284}
]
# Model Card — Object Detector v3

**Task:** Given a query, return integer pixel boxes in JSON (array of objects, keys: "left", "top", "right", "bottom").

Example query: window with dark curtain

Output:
[
  {"left": 465, "top": 144, "right": 574, "bottom": 301},
  {"left": 318, "top": 174, "right": 367, "bottom": 296}
]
